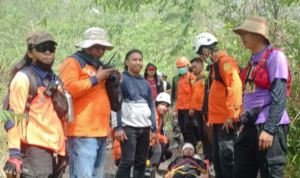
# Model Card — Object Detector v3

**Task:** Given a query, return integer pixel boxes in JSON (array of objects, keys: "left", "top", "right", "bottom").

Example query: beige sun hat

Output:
[
  {"left": 76, "top": 27, "right": 114, "bottom": 50},
  {"left": 233, "top": 16, "right": 269, "bottom": 43}
]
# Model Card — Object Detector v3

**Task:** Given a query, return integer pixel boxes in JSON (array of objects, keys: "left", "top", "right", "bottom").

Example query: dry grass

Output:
[{"left": 0, "top": 127, "right": 8, "bottom": 177}]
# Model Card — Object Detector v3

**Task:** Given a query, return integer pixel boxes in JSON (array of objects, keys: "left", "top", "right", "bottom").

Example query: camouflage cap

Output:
[{"left": 27, "top": 31, "right": 57, "bottom": 46}]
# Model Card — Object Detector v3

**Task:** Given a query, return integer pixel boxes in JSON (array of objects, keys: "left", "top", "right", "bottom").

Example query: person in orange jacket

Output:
[
  {"left": 174, "top": 56, "right": 198, "bottom": 149},
  {"left": 59, "top": 27, "right": 116, "bottom": 178},
  {"left": 3, "top": 31, "right": 68, "bottom": 178},
  {"left": 193, "top": 32, "right": 242, "bottom": 178},
  {"left": 190, "top": 57, "right": 213, "bottom": 165},
  {"left": 152, "top": 93, "right": 173, "bottom": 169}
]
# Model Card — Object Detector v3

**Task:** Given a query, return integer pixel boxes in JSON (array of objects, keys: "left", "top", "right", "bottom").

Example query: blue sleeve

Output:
[
  {"left": 90, "top": 76, "right": 98, "bottom": 87},
  {"left": 9, "top": 149, "right": 21, "bottom": 156},
  {"left": 263, "top": 79, "right": 287, "bottom": 135},
  {"left": 115, "top": 111, "right": 122, "bottom": 131},
  {"left": 147, "top": 83, "right": 157, "bottom": 133}
]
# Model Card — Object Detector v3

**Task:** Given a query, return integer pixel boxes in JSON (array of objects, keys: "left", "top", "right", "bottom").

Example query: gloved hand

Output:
[{"left": 3, "top": 155, "right": 22, "bottom": 178}]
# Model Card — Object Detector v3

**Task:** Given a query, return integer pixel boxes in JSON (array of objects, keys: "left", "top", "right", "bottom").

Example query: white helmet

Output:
[
  {"left": 155, "top": 92, "right": 171, "bottom": 105},
  {"left": 193, "top": 32, "right": 218, "bottom": 54}
]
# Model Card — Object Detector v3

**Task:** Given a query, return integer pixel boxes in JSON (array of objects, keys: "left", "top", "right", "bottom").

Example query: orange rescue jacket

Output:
[
  {"left": 175, "top": 72, "right": 197, "bottom": 111},
  {"left": 191, "top": 75, "right": 205, "bottom": 111},
  {"left": 208, "top": 51, "right": 242, "bottom": 124},
  {"left": 155, "top": 109, "right": 168, "bottom": 144},
  {"left": 7, "top": 70, "right": 66, "bottom": 156},
  {"left": 60, "top": 57, "right": 111, "bottom": 137},
  {"left": 112, "top": 140, "right": 121, "bottom": 162}
]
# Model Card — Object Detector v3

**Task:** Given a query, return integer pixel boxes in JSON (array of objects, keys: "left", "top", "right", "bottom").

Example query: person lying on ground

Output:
[{"left": 165, "top": 143, "right": 207, "bottom": 178}]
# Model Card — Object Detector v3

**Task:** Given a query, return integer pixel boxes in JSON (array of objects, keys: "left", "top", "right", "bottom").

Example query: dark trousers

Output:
[
  {"left": 149, "top": 143, "right": 162, "bottom": 167},
  {"left": 178, "top": 110, "right": 197, "bottom": 148},
  {"left": 212, "top": 124, "right": 235, "bottom": 178},
  {"left": 115, "top": 126, "right": 150, "bottom": 178},
  {"left": 172, "top": 113, "right": 181, "bottom": 142},
  {"left": 173, "top": 173, "right": 196, "bottom": 178},
  {"left": 234, "top": 124, "right": 289, "bottom": 178},
  {"left": 160, "top": 142, "right": 172, "bottom": 162},
  {"left": 21, "top": 144, "right": 64, "bottom": 178},
  {"left": 194, "top": 111, "right": 212, "bottom": 161},
  {"left": 149, "top": 142, "right": 172, "bottom": 168}
]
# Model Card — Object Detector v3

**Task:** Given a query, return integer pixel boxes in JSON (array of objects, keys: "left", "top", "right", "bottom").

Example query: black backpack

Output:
[{"left": 105, "top": 71, "right": 123, "bottom": 112}]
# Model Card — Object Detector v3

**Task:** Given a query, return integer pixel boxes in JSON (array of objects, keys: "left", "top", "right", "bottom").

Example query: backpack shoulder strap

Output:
[
  {"left": 69, "top": 53, "right": 86, "bottom": 69},
  {"left": 213, "top": 60, "right": 226, "bottom": 87},
  {"left": 23, "top": 66, "right": 39, "bottom": 116}
]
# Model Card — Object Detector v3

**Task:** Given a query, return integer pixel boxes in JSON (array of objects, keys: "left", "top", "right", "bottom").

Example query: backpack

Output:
[
  {"left": 212, "top": 57, "right": 240, "bottom": 97},
  {"left": 240, "top": 47, "right": 292, "bottom": 97},
  {"left": 3, "top": 66, "right": 39, "bottom": 130}
]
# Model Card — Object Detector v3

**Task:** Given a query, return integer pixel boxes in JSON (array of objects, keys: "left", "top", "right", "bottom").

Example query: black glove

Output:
[
  {"left": 239, "top": 108, "right": 262, "bottom": 127},
  {"left": 3, "top": 155, "right": 22, "bottom": 178}
]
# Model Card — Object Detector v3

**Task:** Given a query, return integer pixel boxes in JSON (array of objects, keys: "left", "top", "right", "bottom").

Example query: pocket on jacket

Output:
[
  {"left": 122, "top": 102, "right": 132, "bottom": 118},
  {"left": 131, "top": 103, "right": 151, "bottom": 120}
]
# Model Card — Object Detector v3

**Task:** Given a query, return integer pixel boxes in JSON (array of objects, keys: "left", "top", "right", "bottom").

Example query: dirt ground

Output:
[
  {"left": 102, "top": 146, "right": 182, "bottom": 178},
  {"left": 63, "top": 130, "right": 203, "bottom": 178}
]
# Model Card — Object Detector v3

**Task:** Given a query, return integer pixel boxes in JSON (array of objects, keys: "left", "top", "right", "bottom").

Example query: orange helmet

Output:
[{"left": 176, "top": 56, "right": 189, "bottom": 67}]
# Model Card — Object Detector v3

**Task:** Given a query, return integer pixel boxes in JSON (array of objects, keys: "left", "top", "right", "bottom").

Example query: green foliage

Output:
[
  {"left": 0, "top": 0, "right": 299, "bottom": 177},
  {"left": 0, "top": 110, "right": 28, "bottom": 124}
]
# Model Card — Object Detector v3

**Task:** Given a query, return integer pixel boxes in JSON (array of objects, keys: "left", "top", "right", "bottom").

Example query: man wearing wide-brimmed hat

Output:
[
  {"left": 233, "top": 16, "right": 291, "bottom": 178},
  {"left": 59, "top": 27, "right": 117, "bottom": 178}
]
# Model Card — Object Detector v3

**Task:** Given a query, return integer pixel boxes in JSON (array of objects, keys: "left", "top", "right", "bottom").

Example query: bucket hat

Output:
[
  {"left": 27, "top": 31, "right": 57, "bottom": 46},
  {"left": 233, "top": 16, "right": 269, "bottom": 43},
  {"left": 76, "top": 27, "right": 114, "bottom": 50}
]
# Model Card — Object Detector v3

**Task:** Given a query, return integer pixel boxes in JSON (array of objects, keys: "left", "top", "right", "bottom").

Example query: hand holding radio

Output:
[{"left": 96, "top": 66, "right": 117, "bottom": 83}]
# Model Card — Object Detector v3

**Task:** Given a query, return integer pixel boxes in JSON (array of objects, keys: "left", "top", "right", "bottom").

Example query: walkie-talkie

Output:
[
  {"left": 104, "top": 52, "right": 123, "bottom": 112},
  {"left": 44, "top": 63, "right": 69, "bottom": 97}
]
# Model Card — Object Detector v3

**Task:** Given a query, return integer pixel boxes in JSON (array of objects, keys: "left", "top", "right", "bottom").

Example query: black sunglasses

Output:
[{"left": 33, "top": 44, "right": 56, "bottom": 53}]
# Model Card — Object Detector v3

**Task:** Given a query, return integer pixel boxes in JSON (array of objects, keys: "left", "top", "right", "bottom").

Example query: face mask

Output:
[
  {"left": 35, "top": 58, "right": 54, "bottom": 71},
  {"left": 206, "top": 57, "right": 213, "bottom": 65},
  {"left": 203, "top": 50, "right": 213, "bottom": 65},
  {"left": 177, "top": 67, "right": 187, "bottom": 75}
]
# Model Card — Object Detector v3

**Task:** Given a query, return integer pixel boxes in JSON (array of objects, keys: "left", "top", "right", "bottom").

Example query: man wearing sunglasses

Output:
[
  {"left": 3, "top": 31, "right": 68, "bottom": 178},
  {"left": 59, "top": 27, "right": 117, "bottom": 178}
]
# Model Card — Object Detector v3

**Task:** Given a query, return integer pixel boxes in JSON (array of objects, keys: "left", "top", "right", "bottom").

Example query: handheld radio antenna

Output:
[{"left": 105, "top": 52, "right": 118, "bottom": 67}]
